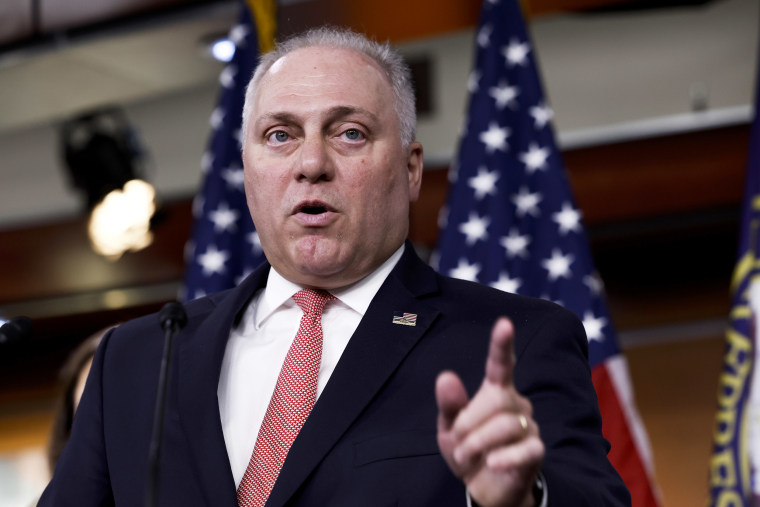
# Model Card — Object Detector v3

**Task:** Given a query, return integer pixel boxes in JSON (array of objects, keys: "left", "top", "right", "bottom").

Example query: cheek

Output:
[
  {"left": 244, "top": 172, "right": 261, "bottom": 212},
  {"left": 246, "top": 164, "right": 286, "bottom": 200},
  {"left": 356, "top": 169, "right": 408, "bottom": 219},
  {"left": 244, "top": 171, "right": 274, "bottom": 226}
]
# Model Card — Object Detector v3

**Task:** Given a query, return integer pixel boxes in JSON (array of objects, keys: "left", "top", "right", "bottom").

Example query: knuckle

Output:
[{"left": 517, "top": 396, "right": 533, "bottom": 416}]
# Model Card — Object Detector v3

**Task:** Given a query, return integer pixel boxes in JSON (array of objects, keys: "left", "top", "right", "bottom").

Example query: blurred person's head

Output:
[{"left": 47, "top": 326, "right": 113, "bottom": 474}]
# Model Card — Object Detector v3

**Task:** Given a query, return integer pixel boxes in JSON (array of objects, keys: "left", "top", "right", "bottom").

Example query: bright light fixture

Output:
[{"left": 88, "top": 179, "right": 156, "bottom": 260}]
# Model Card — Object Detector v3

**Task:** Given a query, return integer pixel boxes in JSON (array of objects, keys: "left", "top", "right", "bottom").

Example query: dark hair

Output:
[{"left": 47, "top": 326, "right": 113, "bottom": 474}]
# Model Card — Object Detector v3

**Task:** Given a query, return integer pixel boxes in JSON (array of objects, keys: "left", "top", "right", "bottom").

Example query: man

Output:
[{"left": 40, "top": 28, "right": 630, "bottom": 506}]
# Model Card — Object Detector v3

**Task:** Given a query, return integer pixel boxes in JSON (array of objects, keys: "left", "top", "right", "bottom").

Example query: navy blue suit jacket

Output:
[{"left": 40, "top": 244, "right": 630, "bottom": 506}]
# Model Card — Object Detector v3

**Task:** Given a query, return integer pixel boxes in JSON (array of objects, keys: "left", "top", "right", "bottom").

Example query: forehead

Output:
[{"left": 253, "top": 46, "right": 395, "bottom": 117}]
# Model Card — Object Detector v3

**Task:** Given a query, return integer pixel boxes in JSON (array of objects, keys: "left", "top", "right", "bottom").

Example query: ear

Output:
[{"left": 406, "top": 141, "right": 424, "bottom": 203}]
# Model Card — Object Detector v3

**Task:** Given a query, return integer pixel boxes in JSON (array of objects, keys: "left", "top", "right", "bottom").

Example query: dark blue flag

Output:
[
  {"left": 433, "top": 1, "right": 659, "bottom": 504},
  {"left": 182, "top": 3, "right": 268, "bottom": 301},
  {"left": 709, "top": 40, "right": 760, "bottom": 507}
]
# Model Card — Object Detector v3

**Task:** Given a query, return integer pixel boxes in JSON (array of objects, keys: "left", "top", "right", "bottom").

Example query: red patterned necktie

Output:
[{"left": 237, "top": 289, "right": 335, "bottom": 507}]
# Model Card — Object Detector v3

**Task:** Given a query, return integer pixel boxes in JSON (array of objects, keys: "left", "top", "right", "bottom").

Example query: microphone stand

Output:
[{"left": 146, "top": 302, "right": 187, "bottom": 507}]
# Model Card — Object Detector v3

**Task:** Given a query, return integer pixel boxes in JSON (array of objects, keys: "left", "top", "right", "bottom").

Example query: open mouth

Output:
[
  {"left": 294, "top": 200, "right": 334, "bottom": 215},
  {"left": 301, "top": 205, "right": 327, "bottom": 215}
]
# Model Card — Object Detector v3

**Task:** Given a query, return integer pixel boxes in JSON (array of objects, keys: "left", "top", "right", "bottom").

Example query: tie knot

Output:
[{"left": 293, "top": 289, "right": 335, "bottom": 316}]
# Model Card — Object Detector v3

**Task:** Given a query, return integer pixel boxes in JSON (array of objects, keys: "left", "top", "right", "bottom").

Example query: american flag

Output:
[
  {"left": 392, "top": 312, "right": 418, "bottom": 327},
  {"left": 708, "top": 46, "right": 760, "bottom": 506},
  {"left": 182, "top": 2, "right": 268, "bottom": 301},
  {"left": 433, "top": 1, "right": 660, "bottom": 505}
]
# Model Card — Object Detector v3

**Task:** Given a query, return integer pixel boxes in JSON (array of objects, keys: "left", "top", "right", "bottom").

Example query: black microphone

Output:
[
  {"left": 158, "top": 302, "right": 188, "bottom": 333},
  {"left": 146, "top": 302, "right": 187, "bottom": 507},
  {"left": 0, "top": 316, "right": 33, "bottom": 346}
]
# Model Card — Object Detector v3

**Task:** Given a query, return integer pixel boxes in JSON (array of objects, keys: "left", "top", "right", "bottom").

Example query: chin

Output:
[
  {"left": 288, "top": 238, "right": 368, "bottom": 286},
  {"left": 292, "top": 235, "right": 341, "bottom": 260},
  {"left": 297, "top": 258, "right": 345, "bottom": 279}
]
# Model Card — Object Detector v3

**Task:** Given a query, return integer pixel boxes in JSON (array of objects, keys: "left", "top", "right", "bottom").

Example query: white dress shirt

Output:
[
  {"left": 217, "top": 244, "right": 546, "bottom": 507},
  {"left": 218, "top": 245, "right": 404, "bottom": 487}
]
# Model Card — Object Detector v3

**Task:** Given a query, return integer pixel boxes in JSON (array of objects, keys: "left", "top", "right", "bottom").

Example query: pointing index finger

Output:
[{"left": 484, "top": 317, "right": 516, "bottom": 387}]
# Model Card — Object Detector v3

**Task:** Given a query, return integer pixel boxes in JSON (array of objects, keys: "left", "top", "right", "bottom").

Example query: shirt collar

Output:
[{"left": 255, "top": 244, "right": 405, "bottom": 328}]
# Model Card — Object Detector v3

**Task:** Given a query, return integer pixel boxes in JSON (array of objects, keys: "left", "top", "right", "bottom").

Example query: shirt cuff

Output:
[{"left": 535, "top": 472, "right": 548, "bottom": 507}]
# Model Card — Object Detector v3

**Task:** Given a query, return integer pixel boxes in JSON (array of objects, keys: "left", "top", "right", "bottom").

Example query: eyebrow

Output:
[
  {"left": 254, "top": 112, "right": 299, "bottom": 130},
  {"left": 254, "top": 106, "right": 380, "bottom": 131},
  {"left": 324, "top": 106, "right": 379, "bottom": 126}
]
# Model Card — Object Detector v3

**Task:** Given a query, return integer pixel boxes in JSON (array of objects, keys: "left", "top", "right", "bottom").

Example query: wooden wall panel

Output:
[
  {"left": 0, "top": 200, "right": 191, "bottom": 307},
  {"left": 277, "top": 0, "right": 640, "bottom": 43},
  {"left": 564, "top": 125, "right": 750, "bottom": 226}
]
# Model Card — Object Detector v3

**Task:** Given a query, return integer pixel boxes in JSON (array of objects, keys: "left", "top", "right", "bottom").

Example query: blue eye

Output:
[
  {"left": 342, "top": 129, "right": 363, "bottom": 141},
  {"left": 269, "top": 131, "right": 289, "bottom": 143}
]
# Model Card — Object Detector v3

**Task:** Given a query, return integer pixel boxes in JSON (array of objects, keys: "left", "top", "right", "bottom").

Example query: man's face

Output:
[{"left": 243, "top": 46, "right": 423, "bottom": 289}]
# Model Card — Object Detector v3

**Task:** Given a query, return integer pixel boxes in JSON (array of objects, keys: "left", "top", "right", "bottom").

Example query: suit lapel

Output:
[
  {"left": 266, "top": 244, "right": 440, "bottom": 507},
  {"left": 177, "top": 265, "right": 270, "bottom": 506}
]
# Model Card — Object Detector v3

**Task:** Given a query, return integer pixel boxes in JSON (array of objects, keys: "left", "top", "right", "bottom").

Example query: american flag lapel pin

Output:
[{"left": 392, "top": 311, "right": 417, "bottom": 327}]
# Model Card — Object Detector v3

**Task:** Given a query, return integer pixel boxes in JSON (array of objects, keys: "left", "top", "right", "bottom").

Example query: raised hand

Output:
[{"left": 435, "top": 318, "right": 544, "bottom": 507}]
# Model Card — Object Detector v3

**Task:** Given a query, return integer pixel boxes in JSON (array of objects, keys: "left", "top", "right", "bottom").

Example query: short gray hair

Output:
[{"left": 241, "top": 26, "right": 417, "bottom": 150}]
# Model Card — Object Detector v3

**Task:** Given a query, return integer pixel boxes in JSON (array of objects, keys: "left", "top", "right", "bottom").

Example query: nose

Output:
[{"left": 295, "top": 136, "right": 333, "bottom": 183}]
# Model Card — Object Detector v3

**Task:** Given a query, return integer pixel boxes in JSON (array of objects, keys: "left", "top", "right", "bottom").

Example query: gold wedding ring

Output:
[{"left": 518, "top": 414, "right": 528, "bottom": 436}]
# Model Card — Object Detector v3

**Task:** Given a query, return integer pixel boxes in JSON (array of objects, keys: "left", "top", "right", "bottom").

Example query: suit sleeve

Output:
[
  {"left": 38, "top": 328, "right": 116, "bottom": 506},
  {"left": 514, "top": 304, "right": 631, "bottom": 506}
]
